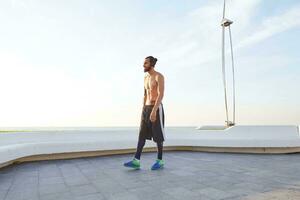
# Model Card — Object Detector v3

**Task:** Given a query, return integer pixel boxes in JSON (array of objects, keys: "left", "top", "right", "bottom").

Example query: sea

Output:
[{"left": 0, "top": 126, "right": 198, "bottom": 133}]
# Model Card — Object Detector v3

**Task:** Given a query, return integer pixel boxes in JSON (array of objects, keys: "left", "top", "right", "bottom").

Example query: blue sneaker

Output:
[
  {"left": 151, "top": 159, "right": 165, "bottom": 170},
  {"left": 123, "top": 158, "right": 141, "bottom": 169}
]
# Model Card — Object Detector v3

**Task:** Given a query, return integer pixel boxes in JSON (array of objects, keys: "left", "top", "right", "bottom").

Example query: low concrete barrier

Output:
[{"left": 0, "top": 125, "right": 299, "bottom": 169}]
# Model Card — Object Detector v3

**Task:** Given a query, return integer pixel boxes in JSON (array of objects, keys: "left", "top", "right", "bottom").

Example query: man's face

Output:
[{"left": 143, "top": 58, "right": 152, "bottom": 72}]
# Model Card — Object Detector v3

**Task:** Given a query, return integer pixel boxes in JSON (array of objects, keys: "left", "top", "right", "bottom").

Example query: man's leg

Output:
[
  {"left": 157, "top": 141, "right": 163, "bottom": 160},
  {"left": 124, "top": 106, "right": 148, "bottom": 169},
  {"left": 124, "top": 137, "right": 145, "bottom": 169},
  {"left": 134, "top": 137, "right": 146, "bottom": 160},
  {"left": 151, "top": 141, "right": 164, "bottom": 170}
]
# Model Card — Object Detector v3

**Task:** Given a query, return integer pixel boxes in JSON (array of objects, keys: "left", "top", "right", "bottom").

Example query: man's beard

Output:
[{"left": 144, "top": 67, "right": 150, "bottom": 72}]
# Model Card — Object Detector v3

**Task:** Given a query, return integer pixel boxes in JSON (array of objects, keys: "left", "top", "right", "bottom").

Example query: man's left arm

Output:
[{"left": 152, "top": 74, "right": 165, "bottom": 114}]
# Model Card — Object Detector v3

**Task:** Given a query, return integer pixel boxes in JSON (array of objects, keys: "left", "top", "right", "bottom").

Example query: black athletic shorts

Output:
[{"left": 138, "top": 103, "right": 165, "bottom": 143}]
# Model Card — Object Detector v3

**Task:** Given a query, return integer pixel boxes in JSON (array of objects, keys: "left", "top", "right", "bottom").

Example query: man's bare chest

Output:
[{"left": 145, "top": 76, "right": 157, "bottom": 90}]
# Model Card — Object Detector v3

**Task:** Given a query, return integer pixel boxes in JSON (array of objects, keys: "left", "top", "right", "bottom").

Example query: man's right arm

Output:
[
  {"left": 143, "top": 88, "right": 146, "bottom": 106},
  {"left": 143, "top": 76, "right": 147, "bottom": 106}
]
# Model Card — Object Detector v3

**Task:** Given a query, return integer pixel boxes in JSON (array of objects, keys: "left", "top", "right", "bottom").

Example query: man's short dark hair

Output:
[{"left": 145, "top": 56, "right": 158, "bottom": 67}]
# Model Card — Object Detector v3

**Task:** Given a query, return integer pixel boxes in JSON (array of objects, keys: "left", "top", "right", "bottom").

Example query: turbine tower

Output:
[{"left": 221, "top": 0, "right": 236, "bottom": 127}]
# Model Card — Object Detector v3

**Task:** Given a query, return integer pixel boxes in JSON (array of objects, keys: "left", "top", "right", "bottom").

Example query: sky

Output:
[{"left": 0, "top": 0, "right": 299, "bottom": 127}]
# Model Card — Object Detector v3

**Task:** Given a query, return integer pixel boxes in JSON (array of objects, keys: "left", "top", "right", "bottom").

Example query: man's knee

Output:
[{"left": 138, "top": 138, "right": 146, "bottom": 146}]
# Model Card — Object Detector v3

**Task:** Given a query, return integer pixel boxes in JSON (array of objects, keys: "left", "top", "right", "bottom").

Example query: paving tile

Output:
[
  {"left": 5, "top": 187, "right": 39, "bottom": 200},
  {"left": 39, "top": 183, "right": 69, "bottom": 196},
  {"left": 68, "top": 184, "right": 99, "bottom": 196},
  {"left": 105, "top": 191, "right": 140, "bottom": 200},
  {"left": 162, "top": 186, "right": 203, "bottom": 200},
  {"left": 0, "top": 180, "right": 12, "bottom": 191},
  {"left": 0, "top": 190, "right": 8, "bottom": 200},
  {"left": 39, "top": 191, "right": 73, "bottom": 200},
  {"left": 193, "top": 186, "right": 244, "bottom": 200},
  {"left": 91, "top": 179, "right": 128, "bottom": 197},
  {"left": 72, "top": 193, "right": 106, "bottom": 200},
  {"left": 63, "top": 176, "right": 90, "bottom": 186},
  {"left": 39, "top": 176, "right": 65, "bottom": 185}
]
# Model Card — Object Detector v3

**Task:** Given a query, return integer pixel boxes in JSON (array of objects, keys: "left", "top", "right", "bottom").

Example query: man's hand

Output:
[{"left": 150, "top": 111, "right": 157, "bottom": 122}]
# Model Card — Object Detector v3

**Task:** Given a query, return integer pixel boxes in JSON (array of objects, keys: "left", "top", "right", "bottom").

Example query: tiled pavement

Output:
[{"left": 1, "top": 151, "right": 300, "bottom": 200}]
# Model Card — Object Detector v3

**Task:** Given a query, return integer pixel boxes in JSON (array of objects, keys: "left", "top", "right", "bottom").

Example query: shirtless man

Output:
[{"left": 124, "top": 56, "right": 165, "bottom": 170}]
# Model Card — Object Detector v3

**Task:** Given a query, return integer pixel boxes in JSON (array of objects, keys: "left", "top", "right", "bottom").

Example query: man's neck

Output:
[{"left": 147, "top": 68, "right": 155, "bottom": 76}]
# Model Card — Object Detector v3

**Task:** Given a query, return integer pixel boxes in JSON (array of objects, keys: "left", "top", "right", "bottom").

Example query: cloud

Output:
[
  {"left": 152, "top": 0, "right": 262, "bottom": 70},
  {"left": 236, "top": 5, "right": 300, "bottom": 49}
]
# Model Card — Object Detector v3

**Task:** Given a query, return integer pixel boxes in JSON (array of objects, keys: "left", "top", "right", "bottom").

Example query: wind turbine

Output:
[
  {"left": 195, "top": 1, "right": 300, "bottom": 155},
  {"left": 221, "top": 0, "right": 236, "bottom": 127},
  {"left": 196, "top": 0, "right": 236, "bottom": 130}
]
